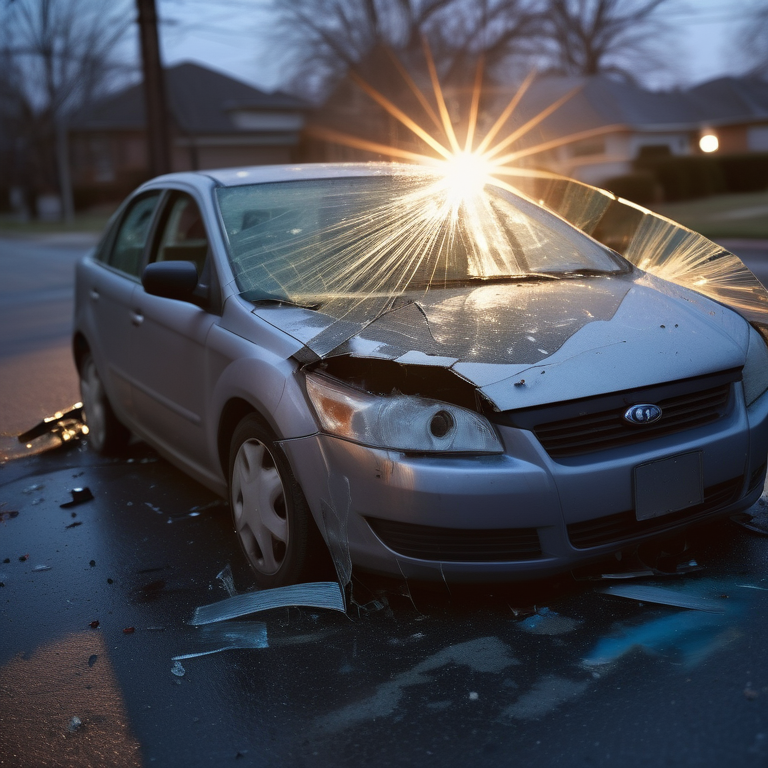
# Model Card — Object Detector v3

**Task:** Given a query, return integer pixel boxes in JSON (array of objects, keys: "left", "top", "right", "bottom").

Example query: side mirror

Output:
[{"left": 142, "top": 261, "right": 198, "bottom": 302}]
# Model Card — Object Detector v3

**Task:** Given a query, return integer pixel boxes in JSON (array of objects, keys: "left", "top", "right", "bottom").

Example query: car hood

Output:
[{"left": 251, "top": 271, "right": 751, "bottom": 410}]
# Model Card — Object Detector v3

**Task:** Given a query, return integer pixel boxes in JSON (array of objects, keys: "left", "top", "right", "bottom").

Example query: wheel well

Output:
[
  {"left": 72, "top": 333, "right": 90, "bottom": 374},
  {"left": 217, "top": 399, "right": 273, "bottom": 477}
]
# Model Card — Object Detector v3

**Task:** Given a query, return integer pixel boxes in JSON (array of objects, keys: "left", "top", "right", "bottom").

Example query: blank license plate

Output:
[{"left": 634, "top": 452, "right": 704, "bottom": 521}]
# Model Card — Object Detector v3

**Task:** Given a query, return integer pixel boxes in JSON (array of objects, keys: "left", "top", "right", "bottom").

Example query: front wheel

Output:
[
  {"left": 79, "top": 352, "right": 130, "bottom": 455},
  {"left": 229, "top": 415, "right": 325, "bottom": 587}
]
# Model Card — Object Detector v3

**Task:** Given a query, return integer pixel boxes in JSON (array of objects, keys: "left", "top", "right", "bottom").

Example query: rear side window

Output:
[{"left": 109, "top": 192, "right": 161, "bottom": 276}]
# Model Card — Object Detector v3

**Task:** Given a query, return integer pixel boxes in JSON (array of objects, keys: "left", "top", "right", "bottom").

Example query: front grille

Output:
[
  {"left": 493, "top": 370, "right": 739, "bottom": 460},
  {"left": 366, "top": 518, "right": 542, "bottom": 562},
  {"left": 567, "top": 476, "right": 744, "bottom": 549}
]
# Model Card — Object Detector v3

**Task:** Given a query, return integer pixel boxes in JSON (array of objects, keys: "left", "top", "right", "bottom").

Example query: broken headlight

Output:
[
  {"left": 305, "top": 372, "right": 502, "bottom": 453},
  {"left": 744, "top": 325, "right": 768, "bottom": 406}
]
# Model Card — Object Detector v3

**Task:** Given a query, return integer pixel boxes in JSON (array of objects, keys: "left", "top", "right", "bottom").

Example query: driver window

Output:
[
  {"left": 154, "top": 193, "right": 209, "bottom": 276},
  {"left": 109, "top": 192, "right": 161, "bottom": 276}
]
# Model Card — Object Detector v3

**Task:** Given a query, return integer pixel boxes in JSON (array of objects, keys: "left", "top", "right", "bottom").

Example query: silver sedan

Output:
[{"left": 73, "top": 163, "right": 768, "bottom": 586}]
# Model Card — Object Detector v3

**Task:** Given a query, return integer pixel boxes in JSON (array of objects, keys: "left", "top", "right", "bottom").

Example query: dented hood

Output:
[{"left": 252, "top": 270, "right": 750, "bottom": 411}]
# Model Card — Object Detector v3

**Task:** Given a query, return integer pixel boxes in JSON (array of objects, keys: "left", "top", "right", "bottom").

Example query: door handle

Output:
[{"left": 130, "top": 310, "right": 144, "bottom": 326}]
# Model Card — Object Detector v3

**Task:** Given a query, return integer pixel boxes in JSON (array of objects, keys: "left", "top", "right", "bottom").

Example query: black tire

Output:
[
  {"left": 228, "top": 414, "right": 326, "bottom": 587},
  {"left": 79, "top": 352, "right": 130, "bottom": 455}
]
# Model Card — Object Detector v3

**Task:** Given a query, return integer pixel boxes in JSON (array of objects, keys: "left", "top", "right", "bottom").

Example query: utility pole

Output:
[{"left": 136, "top": 0, "right": 171, "bottom": 176}]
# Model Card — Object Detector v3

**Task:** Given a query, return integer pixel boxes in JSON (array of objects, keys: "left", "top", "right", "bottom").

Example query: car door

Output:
[
  {"left": 83, "top": 191, "right": 162, "bottom": 419},
  {"left": 128, "top": 189, "right": 220, "bottom": 473}
]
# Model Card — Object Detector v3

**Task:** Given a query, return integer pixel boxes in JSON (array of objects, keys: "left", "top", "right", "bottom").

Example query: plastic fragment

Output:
[
  {"left": 171, "top": 661, "right": 186, "bottom": 677},
  {"left": 17, "top": 404, "right": 83, "bottom": 443},
  {"left": 731, "top": 512, "right": 768, "bottom": 536},
  {"left": 33, "top": 565, "right": 51, "bottom": 572},
  {"left": 123, "top": 626, "right": 135, "bottom": 634},
  {"left": 60, "top": 487, "right": 94, "bottom": 509},
  {"left": 216, "top": 564, "right": 237, "bottom": 597},
  {"left": 190, "top": 582, "right": 346, "bottom": 626},
  {"left": 22, "top": 483, "right": 44, "bottom": 494},
  {"left": 19, "top": 554, "right": 28, "bottom": 562},
  {"left": 89, "top": 620, "right": 99, "bottom": 629},
  {"left": 68, "top": 716, "right": 83, "bottom": 733},
  {"left": 599, "top": 584, "right": 726, "bottom": 613},
  {"left": 173, "top": 621, "right": 269, "bottom": 659}
]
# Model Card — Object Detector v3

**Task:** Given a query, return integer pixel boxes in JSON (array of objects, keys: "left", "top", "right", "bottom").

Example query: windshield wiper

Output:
[
  {"left": 429, "top": 274, "right": 562, "bottom": 288},
  {"left": 241, "top": 289, "right": 320, "bottom": 310}
]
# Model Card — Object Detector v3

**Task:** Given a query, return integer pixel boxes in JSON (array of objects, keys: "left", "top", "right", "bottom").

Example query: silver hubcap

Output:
[
  {"left": 231, "top": 439, "right": 288, "bottom": 576},
  {"left": 81, "top": 359, "right": 106, "bottom": 451}
]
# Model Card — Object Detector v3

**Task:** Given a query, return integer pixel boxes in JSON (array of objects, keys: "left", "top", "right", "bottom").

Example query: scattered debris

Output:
[
  {"left": 171, "top": 660, "right": 186, "bottom": 677},
  {"left": 469, "top": 691, "right": 479, "bottom": 701},
  {"left": 60, "top": 487, "right": 94, "bottom": 509},
  {"left": 88, "top": 655, "right": 98, "bottom": 667},
  {"left": 144, "top": 502, "right": 162, "bottom": 514},
  {"left": 172, "top": 621, "right": 269, "bottom": 660},
  {"left": 18, "top": 554, "right": 28, "bottom": 562},
  {"left": 123, "top": 626, "right": 135, "bottom": 634},
  {"left": 189, "top": 499, "right": 226, "bottom": 514},
  {"left": 190, "top": 582, "right": 346, "bottom": 626},
  {"left": 0, "top": 510, "right": 19, "bottom": 522},
  {"left": 598, "top": 584, "right": 726, "bottom": 613},
  {"left": 18, "top": 404, "right": 84, "bottom": 443},
  {"left": 216, "top": 564, "right": 237, "bottom": 597},
  {"left": 3, "top": 558, "right": 9, "bottom": 563},
  {"left": 65, "top": 521, "right": 82, "bottom": 529},
  {"left": 68, "top": 716, "right": 83, "bottom": 733},
  {"left": 89, "top": 560, "right": 96, "bottom": 567},
  {"left": 22, "top": 483, "right": 44, "bottom": 495},
  {"left": 107, "top": 578, "right": 114, "bottom": 584},
  {"left": 518, "top": 607, "right": 581, "bottom": 635},
  {"left": 32, "top": 565, "right": 51, "bottom": 572},
  {"left": 89, "top": 620, "right": 99, "bottom": 629}
]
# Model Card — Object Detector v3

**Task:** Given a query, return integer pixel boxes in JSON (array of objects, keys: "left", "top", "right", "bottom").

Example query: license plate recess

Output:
[{"left": 634, "top": 452, "right": 704, "bottom": 521}]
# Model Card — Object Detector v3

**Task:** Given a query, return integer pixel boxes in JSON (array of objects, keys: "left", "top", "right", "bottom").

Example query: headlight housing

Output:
[
  {"left": 743, "top": 324, "right": 768, "bottom": 406},
  {"left": 305, "top": 372, "right": 502, "bottom": 453}
]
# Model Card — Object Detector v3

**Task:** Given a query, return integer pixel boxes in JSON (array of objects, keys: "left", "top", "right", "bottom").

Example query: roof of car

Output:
[{"left": 201, "top": 162, "right": 427, "bottom": 187}]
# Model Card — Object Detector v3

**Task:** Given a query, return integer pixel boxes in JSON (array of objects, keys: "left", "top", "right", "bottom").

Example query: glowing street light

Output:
[{"left": 699, "top": 134, "right": 719, "bottom": 153}]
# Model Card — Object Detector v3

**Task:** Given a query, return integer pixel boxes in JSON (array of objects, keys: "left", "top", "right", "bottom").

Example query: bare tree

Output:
[
  {"left": 0, "top": 0, "right": 132, "bottom": 219},
  {"left": 738, "top": 1, "right": 768, "bottom": 77},
  {"left": 540, "top": 0, "right": 675, "bottom": 81},
  {"left": 265, "top": 0, "right": 547, "bottom": 100}
]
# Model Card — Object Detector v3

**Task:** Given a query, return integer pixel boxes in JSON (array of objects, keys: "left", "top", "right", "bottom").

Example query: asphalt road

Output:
[{"left": 2, "top": 234, "right": 768, "bottom": 767}]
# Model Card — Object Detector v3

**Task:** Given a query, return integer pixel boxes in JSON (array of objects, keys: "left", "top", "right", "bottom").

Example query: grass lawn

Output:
[{"left": 652, "top": 190, "right": 768, "bottom": 240}]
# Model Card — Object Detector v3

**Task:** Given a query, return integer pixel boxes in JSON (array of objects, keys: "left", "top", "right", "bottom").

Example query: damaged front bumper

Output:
[{"left": 281, "top": 383, "right": 768, "bottom": 583}]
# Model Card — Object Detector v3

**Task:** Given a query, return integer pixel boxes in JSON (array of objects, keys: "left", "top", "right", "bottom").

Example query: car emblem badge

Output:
[{"left": 624, "top": 404, "right": 663, "bottom": 425}]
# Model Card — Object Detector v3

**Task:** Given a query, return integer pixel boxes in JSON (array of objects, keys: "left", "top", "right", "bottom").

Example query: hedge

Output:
[{"left": 629, "top": 152, "right": 768, "bottom": 203}]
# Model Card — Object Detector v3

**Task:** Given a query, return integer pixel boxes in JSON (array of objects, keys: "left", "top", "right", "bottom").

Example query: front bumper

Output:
[{"left": 281, "top": 383, "right": 768, "bottom": 583}]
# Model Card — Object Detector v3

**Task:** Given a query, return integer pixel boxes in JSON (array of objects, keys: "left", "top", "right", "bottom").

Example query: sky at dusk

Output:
[{"left": 152, "top": 0, "right": 751, "bottom": 95}]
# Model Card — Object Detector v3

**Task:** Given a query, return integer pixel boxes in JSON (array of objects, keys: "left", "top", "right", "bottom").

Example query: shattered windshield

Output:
[{"left": 215, "top": 172, "right": 626, "bottom": 306}]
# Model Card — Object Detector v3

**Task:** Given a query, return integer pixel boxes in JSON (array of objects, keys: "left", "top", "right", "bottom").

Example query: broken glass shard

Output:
[{"left": 190, "top": 581, "right": 345, "bottom": 625}]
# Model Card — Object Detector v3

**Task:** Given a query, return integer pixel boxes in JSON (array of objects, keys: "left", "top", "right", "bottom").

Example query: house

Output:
[
  {"left": 306, "top": 65, "right": 768, "bottom": 189},
  {"left": 69, "top": 62, "right": 309, "bottom": 200}
]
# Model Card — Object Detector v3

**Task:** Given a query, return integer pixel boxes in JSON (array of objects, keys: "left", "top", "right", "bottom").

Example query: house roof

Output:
[
  {"left": 72, "top": 62, "right": 309, "bottom": 134},
  {"left": 496, "top": 74, "right": 768, "bottom": 143}
]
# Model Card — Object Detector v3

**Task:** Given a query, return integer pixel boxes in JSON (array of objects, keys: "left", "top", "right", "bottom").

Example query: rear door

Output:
[{"left": 128, "top": 189, "right": 220, "bottom": 473}]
